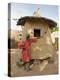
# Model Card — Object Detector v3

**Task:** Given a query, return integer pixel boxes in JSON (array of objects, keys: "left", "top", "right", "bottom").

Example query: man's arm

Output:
[
  {"left": 30, "top": 37, "right": 38, "bottom": 42},
  {"left": 18, "top": 41, "right": 24, "bottom": 49}
]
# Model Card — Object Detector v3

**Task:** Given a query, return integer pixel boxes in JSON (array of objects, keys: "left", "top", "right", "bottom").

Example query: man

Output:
[{"left": 18, "top": 34, "right": 37, "bottom": 71}]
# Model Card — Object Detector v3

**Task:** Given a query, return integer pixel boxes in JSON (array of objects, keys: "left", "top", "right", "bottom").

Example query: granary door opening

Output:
[{"left": 34, "top": 29, "right": 41, "bottom": 38}]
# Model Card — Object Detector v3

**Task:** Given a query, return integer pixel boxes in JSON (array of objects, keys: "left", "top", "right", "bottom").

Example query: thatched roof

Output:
[{"left": 17, "top": 16, "right": 57, "bottom": 28}]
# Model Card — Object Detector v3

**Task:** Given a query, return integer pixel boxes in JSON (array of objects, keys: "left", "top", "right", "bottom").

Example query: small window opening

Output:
[{"left": 34, "top": 29, "right": 40, "bottom": 38}]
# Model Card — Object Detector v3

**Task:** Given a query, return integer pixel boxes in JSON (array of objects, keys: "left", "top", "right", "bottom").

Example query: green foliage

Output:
[
  {"left": 19, "top": 34, "right": 22, "bottom": 36},
  {"left": 50, "top": 27, "right": 59, "bottom": 33}
]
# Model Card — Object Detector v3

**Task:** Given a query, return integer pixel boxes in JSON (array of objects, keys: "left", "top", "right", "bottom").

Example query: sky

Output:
[{"left": 9, "top": 3, "right": 59, "bottom": 31}]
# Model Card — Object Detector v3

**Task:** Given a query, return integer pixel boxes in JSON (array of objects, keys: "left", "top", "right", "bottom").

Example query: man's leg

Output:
[{"left": 24, "top": 62, "right": 31, "bottom": 71}]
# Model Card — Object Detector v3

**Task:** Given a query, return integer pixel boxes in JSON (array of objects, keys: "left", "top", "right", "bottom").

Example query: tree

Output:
[{"left": 50, "top": 26, "right": 59, "bottom": 33}]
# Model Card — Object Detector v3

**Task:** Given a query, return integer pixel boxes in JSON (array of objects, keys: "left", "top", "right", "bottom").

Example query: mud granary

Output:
[{"left": 17, "top": 9, "right": 57, "bottom": 60}]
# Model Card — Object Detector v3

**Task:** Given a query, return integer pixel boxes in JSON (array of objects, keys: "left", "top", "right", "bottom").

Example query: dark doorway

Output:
[{"left": 34, "top": 29, "right": 40, "bottom": 38}]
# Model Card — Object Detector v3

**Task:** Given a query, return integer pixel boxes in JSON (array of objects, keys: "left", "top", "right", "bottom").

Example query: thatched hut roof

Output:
[{"left": 17, "top": 16, "right": 57, "bottom": 29}]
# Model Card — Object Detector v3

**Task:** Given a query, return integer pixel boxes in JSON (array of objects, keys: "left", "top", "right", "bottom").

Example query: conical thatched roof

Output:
[{"left": 17, "top": 8, "right": 57, "bottom": 28}]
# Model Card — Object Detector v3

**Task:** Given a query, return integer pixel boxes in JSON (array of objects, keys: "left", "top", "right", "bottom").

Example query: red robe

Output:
[{"left": 18, "top": 38, "right": 37, "bottom": 62}]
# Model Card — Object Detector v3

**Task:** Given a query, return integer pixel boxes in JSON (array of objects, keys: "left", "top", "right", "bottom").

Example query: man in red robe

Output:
[{"left": 18, "top": 34, "right": 37, "bottom": 71}]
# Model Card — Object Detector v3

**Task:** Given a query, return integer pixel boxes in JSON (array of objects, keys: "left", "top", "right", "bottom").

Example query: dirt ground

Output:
[{"left": 9, "top": 49, "right": 58, "bottom": 77}]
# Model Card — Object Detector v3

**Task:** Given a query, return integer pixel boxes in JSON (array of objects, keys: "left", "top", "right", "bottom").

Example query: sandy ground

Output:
[{"left": 9, "top": 49, "right": 58, "bottom": 77}]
